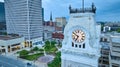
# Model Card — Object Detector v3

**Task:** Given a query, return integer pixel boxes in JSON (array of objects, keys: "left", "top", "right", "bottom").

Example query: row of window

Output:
[
  {"left": 72, "top": 42, "right": 85, "bottom": 48},
  {"left": 33, "top": 41, "right": 43, "bottom": 45}
]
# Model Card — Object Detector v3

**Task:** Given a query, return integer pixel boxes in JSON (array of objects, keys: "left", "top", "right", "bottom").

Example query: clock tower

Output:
[{"left": 61, "top": 2, "right": 101, "bottom": 67}]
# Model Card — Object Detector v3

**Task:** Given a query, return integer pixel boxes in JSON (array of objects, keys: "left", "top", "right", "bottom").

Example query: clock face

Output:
[{"left": 72, "top": 30, "right": 85, "bottom": 43}]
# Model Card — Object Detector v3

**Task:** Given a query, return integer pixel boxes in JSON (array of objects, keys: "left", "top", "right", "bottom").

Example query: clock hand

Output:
[
  {"left": 76, "top": 35, "right": 79, "bottom": 41},
  {"left": 73, "top": 32, "right": 79, "bottom": 37}
]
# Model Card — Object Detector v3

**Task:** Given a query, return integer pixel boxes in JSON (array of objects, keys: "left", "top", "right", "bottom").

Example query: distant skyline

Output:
[
  {"left": 0, "top": 0, "right": 120, "bottom": 22},
  {"left": 42, "top": 0, "right": 120, "bottom": 22}
]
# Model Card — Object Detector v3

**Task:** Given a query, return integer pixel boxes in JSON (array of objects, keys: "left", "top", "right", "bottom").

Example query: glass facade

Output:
[{"left": 5, "top": 0, "right": 43, "bottom": 40}]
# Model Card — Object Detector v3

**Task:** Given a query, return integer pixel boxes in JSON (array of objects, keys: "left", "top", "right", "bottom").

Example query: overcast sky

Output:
[
  {"left": 0, "top": 0, "right": 120, "bottom": 22},
  {"left": 42, "top": 0, "right": 120, "bottom": 22},
  {"left": 0, "top": 0, "right": 3, "bottom": 2}
]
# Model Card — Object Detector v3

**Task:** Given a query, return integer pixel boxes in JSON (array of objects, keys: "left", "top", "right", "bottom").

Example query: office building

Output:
[
  {"left": 110, "top": 35, "right": 120, "bottom": 67},
  {"left": 43, "top": 21, "right": 55, "bottom": 40},
  {"left": 5, "top": 0, "right": 43, "bottom": 47},
  {"left": 0, "top": 2, "right": 6, "bottom": 34},
  {"left": 55, "top": 17, "right": 67, "bottom": 29},
  {"left": 0, "top": 2, "right": 5, "bottom": 23}
]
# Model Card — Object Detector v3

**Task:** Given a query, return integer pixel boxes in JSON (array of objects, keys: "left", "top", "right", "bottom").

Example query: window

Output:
[
  {"left": 79, "top": 45, "right": 81, "bottom": 48},
  {"left": 83, "top": 43, "right": 85, "bottom": 48},
  {"left": 112, "top": 63, "right": 119, "bottom": 67},
  {"left": 104, "top": 38, "right": 107, "bottom": 42},
  {"left": 75, "top": 44, "right": 78, "bottom": 48},
  {"left": 72, "top": 42, "right": 74, "bottom": 47}
]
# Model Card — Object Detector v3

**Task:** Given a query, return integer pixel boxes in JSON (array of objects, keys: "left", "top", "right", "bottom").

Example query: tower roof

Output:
[{"left": 69, "top": 2, "right": 96, "bottom": 14}]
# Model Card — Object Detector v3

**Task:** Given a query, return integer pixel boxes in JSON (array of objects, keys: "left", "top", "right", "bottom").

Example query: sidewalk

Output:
[{"left": 35, "top": 61, "right": 48, "bottom": 67}]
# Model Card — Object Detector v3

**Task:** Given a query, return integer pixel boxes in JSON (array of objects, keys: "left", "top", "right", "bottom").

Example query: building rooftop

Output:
[
  {"left": 111, "top": 36, "right": 120, "bottom": 43},
  {"left": 0, "top": 35, "right": 21, "bottom": 40}
]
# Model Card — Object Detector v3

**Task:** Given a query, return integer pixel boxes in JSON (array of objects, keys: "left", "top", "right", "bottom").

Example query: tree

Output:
[
  {"left": 101, "top": 23, "right": 104, "bottom": 31},
  {"left": 117, "top": 28, "right": 120, "bottom": 33},
  {"left": 3, "top": 32, "right": 7, "bottom": 35},
  {"left": 48, "top": 52, "right": 61, "bottom": 67},
  {"left": 51, "top": 41, "right": 56, "bottom": 45},
  {"left": 32, "top": 47, "right": 39, "bottom": 51},
  {"left": 45, "top": 40, "right": 50, "bottom": 45}
]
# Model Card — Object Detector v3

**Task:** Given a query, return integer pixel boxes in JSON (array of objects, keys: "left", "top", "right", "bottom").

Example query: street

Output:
[{"left": 0, "top": 55, "right": 34, "bottom": 67}]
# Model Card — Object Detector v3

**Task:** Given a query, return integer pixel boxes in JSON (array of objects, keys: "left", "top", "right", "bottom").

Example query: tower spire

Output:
[{"left": 50, "top": 12, "right": 52, "bottom": 22}]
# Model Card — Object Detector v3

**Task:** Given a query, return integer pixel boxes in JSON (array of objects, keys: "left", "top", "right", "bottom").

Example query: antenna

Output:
[{"left": 82, "top": 0, "right": 84, "bottom": 12}]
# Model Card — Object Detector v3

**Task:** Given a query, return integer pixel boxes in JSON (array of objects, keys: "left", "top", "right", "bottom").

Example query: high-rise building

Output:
[
  {"left": 42, "top": 8, "right": 44, "bottom": 22},
  {"left": 0, "top": 2, "right": 5, "bottom": 23},
  {"left": 0, "top": 2, "right": 6, "bottom": 34},
  {"left": 5, "top": 0, "right": 43, "bottom": 47}
]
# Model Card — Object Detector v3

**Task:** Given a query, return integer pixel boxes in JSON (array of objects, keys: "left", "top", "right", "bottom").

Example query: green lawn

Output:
[
  {"left": 20, "top": 53, "right": 44, "bottom": 61},
  {"left": 19, "top": 41, "right": 59, "bottom": 61}
]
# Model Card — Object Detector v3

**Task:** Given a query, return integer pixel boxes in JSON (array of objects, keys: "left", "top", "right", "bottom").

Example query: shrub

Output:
[
  {"left": 117, "top": 28, "right": 120, "bottom": 33},
  {"left": 48, "top": 52, "right": 61, "bottom": 67},
  {"left": 32, "top": 47, "right": 39, "bottom": 51},
  {"left": 19, "top": 50, "right": 29, "bottom": 57}
]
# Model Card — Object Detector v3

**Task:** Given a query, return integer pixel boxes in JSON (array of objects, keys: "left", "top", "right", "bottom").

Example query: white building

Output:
[
  {"left": 43, "top": 21, "right": 56, "bottom": 40},
  {"left": 0, "top": 35, "right": 24, "bottom": 54},
  {"left": 110, "top": 35, "right": 120, "bottom": 67},
  {"left": 5, "top": 0, "right": 43, "bottom": 47},
  {"left": 103, "top": 26, "right": 111, "bottom": 32},
  {"left": 61, "top": 3, "right": 101, "bottom": 67}
]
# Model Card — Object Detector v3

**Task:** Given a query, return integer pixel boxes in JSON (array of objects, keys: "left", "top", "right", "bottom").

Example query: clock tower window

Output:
[
  {"left": 75, "top": 44, "right": 78, "bottom": 48},
  {"left": 79, "top": 45, "right": 81, "bottom": 48},
  {"left": 83, "top": 43, "right": 85, "bottom": 48},
  {"left": 72, "top": 42, "right": 74, "bottom": 47}
]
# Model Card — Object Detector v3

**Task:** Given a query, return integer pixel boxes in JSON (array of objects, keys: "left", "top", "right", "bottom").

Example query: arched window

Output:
[
  {"left": 75, "top": 44, "right": 78, "bottom": 48},
  {"left": 83, "top": 43, "right": 85, "bottom": 48},
  {"left": 79, "top": 45, "right": 81, "bottom": 48},
  {"left": 72, "top": 42, "right": 74, "bottom": 47}
]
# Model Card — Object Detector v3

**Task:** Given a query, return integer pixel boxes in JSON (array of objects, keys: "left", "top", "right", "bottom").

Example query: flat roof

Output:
[
  {"left": 0, "top": 35, "right": 21, "bottom": 40},
  {"left": 111, "top": 35, "right": 120, "bottom": 43}
]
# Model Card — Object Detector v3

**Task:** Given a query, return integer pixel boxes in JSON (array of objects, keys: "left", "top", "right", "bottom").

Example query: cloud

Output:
[
  {"left": 42, "top": 0, "right": 120, "bottom": 21},
  {"left": 0, "top": 0, "right": 4, "bottom": 2},
  {"left": 42, "top": 0, "right": 51, "bottom": 8},
  {"left": 1, "top": 0, "right": 119, "bottom": 21}
]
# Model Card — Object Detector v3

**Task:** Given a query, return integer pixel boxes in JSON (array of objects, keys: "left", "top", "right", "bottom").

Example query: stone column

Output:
[
  {"left": 9, "top": 45, "right": 12, "bottom": 52},
  {"left": 20, "top": 43, "right": 22, "bottom": 49},
  {"left": 5, "top": 46, "right": 8, "bottom": 53}
]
